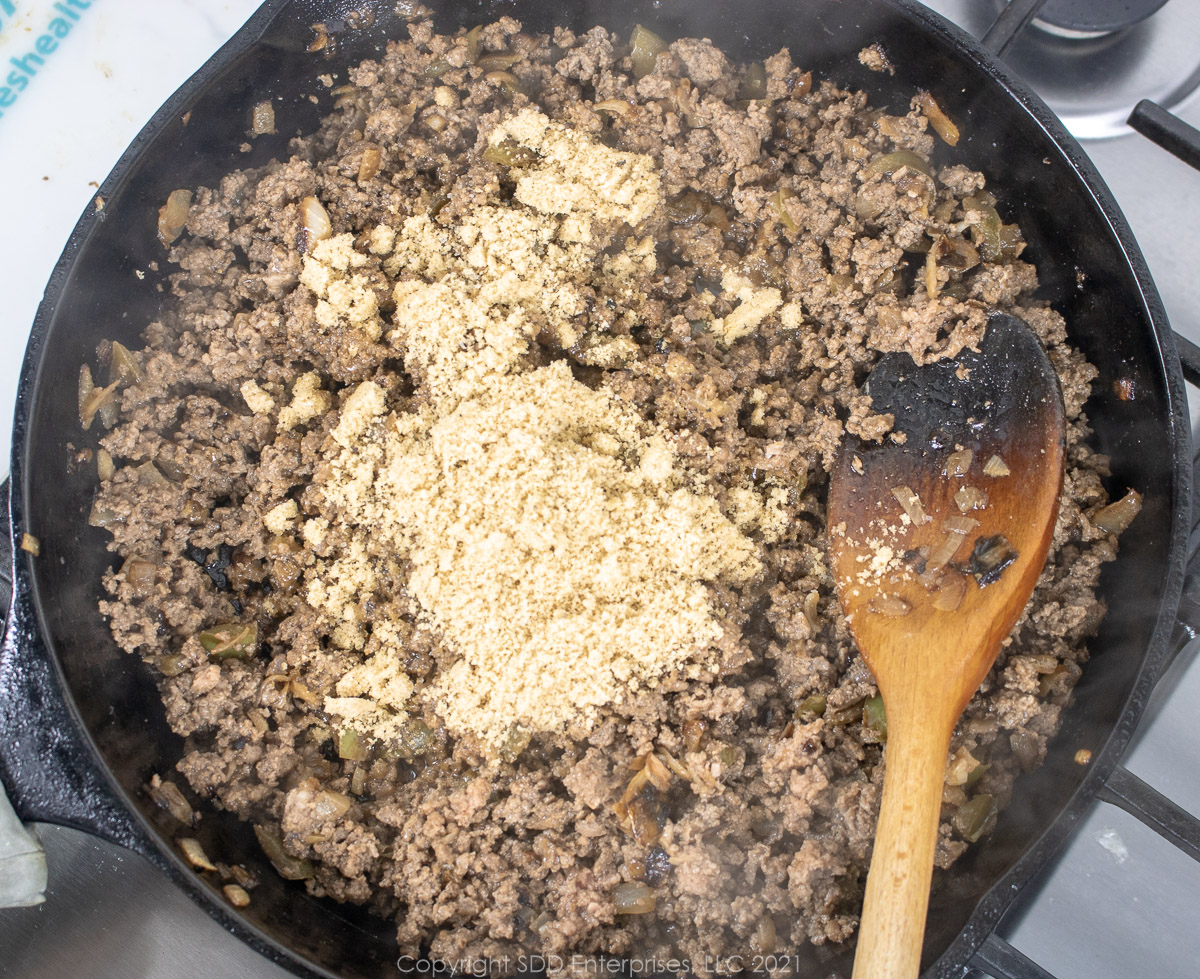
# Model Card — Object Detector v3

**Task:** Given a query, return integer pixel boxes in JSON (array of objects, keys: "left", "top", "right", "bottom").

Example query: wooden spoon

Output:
[{"left": 828, "top": 313, "right": 1065, "bottom": 979}]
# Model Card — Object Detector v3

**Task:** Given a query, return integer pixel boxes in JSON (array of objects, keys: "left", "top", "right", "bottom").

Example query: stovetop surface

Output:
[{"left": 1, "top": 2, "right": 1198, "bottom": 977}]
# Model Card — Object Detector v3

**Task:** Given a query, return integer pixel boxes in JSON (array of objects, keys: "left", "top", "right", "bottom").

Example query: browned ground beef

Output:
[{"left": 87, "top": 15, "right": 1120, "bottom": 968}]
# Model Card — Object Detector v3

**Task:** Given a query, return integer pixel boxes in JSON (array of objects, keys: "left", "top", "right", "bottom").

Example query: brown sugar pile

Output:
[{"left": 310, "top": 110, "right": 761, "bottom": 748}]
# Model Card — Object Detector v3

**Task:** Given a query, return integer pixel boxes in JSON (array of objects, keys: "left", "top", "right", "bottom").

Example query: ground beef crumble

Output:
[{"left": 85, "top": 17, "right": 1128, "bottom": 969}]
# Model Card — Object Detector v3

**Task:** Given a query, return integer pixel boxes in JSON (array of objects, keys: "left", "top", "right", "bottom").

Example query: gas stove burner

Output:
[
  {"left": 1034, "top": 0, "right": 1171, "bottom": 39},
  {"left": 996, "top": 0, "right": 1200, "bottom": 139}
]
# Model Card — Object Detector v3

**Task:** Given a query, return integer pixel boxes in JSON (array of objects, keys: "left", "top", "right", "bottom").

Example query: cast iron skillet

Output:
[{"left": 0, "top": 0, "right": 1193, "bottom": 976}]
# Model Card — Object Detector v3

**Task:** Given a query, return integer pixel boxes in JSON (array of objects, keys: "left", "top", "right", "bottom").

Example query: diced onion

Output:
[
  {"left": 862, "top": 149, "right": 934, "bottom": 182},
  {"left": 157, "top": 189, "right": 193, "bottom": 246},
  {"left": 945, "top": 747, "right": 978, "bottom": 787},
  {"left": 915, "top": 91, "right": 960, "bottom": 146},
  {"left": 613, "top": 881, "right": 657, "bottom": 914},
  {"left": 149, "top": 778, "right": 195, "bottom": 824},
  {"left": 750, "top": 914, "right": 777, "bottom": 955},
  {"left": 927, "top": 516, "right": 978, "bottom": 571},
  {"left": 867, "top": 594, "right": 911, "bottom": 617},
  {"left": 357, "top": 147, "right": 382, "bottom": 182},
  {"left": 223, "top": 884, "right": 251, "bottom": 908},
  {"left": 630, "top": 24, "right": 668, "bottom": 78},
  {"left": 109, "top": 341, "right": 144, "bottom": 386},
  {"left": 157, "top": 459, "right": 188, "bottom": 482},
  {"left": 88, "top": 502, "right": 123, "bottom": 528},
  {"left": 932, "top": 572, "right": 967, "bottom": 611},
  {"left": 482, "top": 71, "right": 524, "bottom": 96},
  {"left": 595, "top": 98, "right": 635, "bottom": 118},
  {"left": 642, "top": 752, "right": 673, "bottom": 792},
  {"left": 97, "top": 396, "right": 119, "bottom": 430},
  {"left": 251, "top": 100, "right": 276, "bottom": 136},
  {"left": 954, "top": 485, "right": 988, "bottom": 513},
  {"left": 934, "top": 234, "right": 980, "bottom": 271},
  {"left": 300, "top": 196, "right": 332, "bottom": 244},
  {"left": 314, "top": 790, "right": 353, "bottom": 820},
  {"left": 943, "top": 515, "right": 980, "bottom": 535},
  {"left": 179, "top": 838, "right": 217, "bottom": 872},
  {"left": 681, "top": 718, "right": 707, "bottom": 753},
  {"left": 1092, "top": 489, "right": 1142, "bottom": 535},
  {"left": 476, "top": 51, "right": 521, "bottom": 71},
  {"left": 137, "top": 461, "right": 169, "bottom": 487},
  {"left": 253, "top": 825, "right": 315, "bottom": 880},
  {"left": 78, "top": 364, "right": 120, "bottom": 431},
  {"left": 78, "top": 364, "right": 93, "bottom": 418},
  {"left": 891, "top": 484, "right": 930, "bottom": 525},
  {"left": 124, "top": 559, "right": 158, "bottom": 598},
  {"left": 982, "top": 454, "right": 1010, "bottom": 477},
  {"left": 290, "top": 679, "right": 320, "bottom": 705},
  {"left": 944, "top": 448, "right": 974, "bottom": 477},
  {"left": 657, "top": 750, "right": 692, "bottom": 781},
  {"left": 307, "top": 25, "right": 329, "bottom": 53}
]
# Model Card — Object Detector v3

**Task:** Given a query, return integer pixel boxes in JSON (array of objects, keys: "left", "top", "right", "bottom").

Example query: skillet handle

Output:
[{"left": 0, "top": 478, "right": 156, "bottom": 855}]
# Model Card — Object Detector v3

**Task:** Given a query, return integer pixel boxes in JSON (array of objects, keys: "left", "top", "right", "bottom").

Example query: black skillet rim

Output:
[{"left": 6, "top": 0, "right": 1191, "bottom": 976}]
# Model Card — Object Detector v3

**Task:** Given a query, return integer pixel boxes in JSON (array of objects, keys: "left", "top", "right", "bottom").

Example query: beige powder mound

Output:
[
  {"left": 490, "top": 107, "right": 662, "bottom": 227},
  {"left": 317, "top": 364, "right": 760, "bottom": 746},
  {"left": 300, "top": 233, "right": 383, "bottom": 340},
  {"left": 310, "top": 110, "right": 763, "bottom": 749},
  {"left": 383, "top": 106, "right": 661, "bottom": 406},
  {"left": 387, "top": 204, "right": 587, "bottom": 405},
  {"left": 710, "top": 271, "right": 783, "bottom": 347}
]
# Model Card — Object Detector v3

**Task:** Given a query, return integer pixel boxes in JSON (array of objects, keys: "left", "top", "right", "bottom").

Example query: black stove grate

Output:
[{"left": 1129, "top": 99, "right": 1200, "bottom": 174}]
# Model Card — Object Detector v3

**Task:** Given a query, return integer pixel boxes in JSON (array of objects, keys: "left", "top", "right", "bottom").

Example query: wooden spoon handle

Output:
[{"left": 852, "top": 715, "right": 954, "bottom": 979}]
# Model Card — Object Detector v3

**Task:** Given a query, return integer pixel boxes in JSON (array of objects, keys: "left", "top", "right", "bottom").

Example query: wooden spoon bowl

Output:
[{"left": 828, "top": 313, "right": 1065, "bottom": 979}]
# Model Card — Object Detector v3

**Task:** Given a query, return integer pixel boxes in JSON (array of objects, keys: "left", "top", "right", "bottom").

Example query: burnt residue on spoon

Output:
[
  {"left": 830, "top": 312, "right": 1067, "bottom": 615},
  {"left": 861, "top": 312, "right": 1065, "bottom": 471}
]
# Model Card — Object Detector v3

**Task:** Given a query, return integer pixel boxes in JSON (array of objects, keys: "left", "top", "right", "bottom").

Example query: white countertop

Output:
[
  {"left": 1, "top": 2, "right": 1199, "bottom": 978},
  {"left": 0, "top": 0, "right": 265, "bottom": 472}
]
